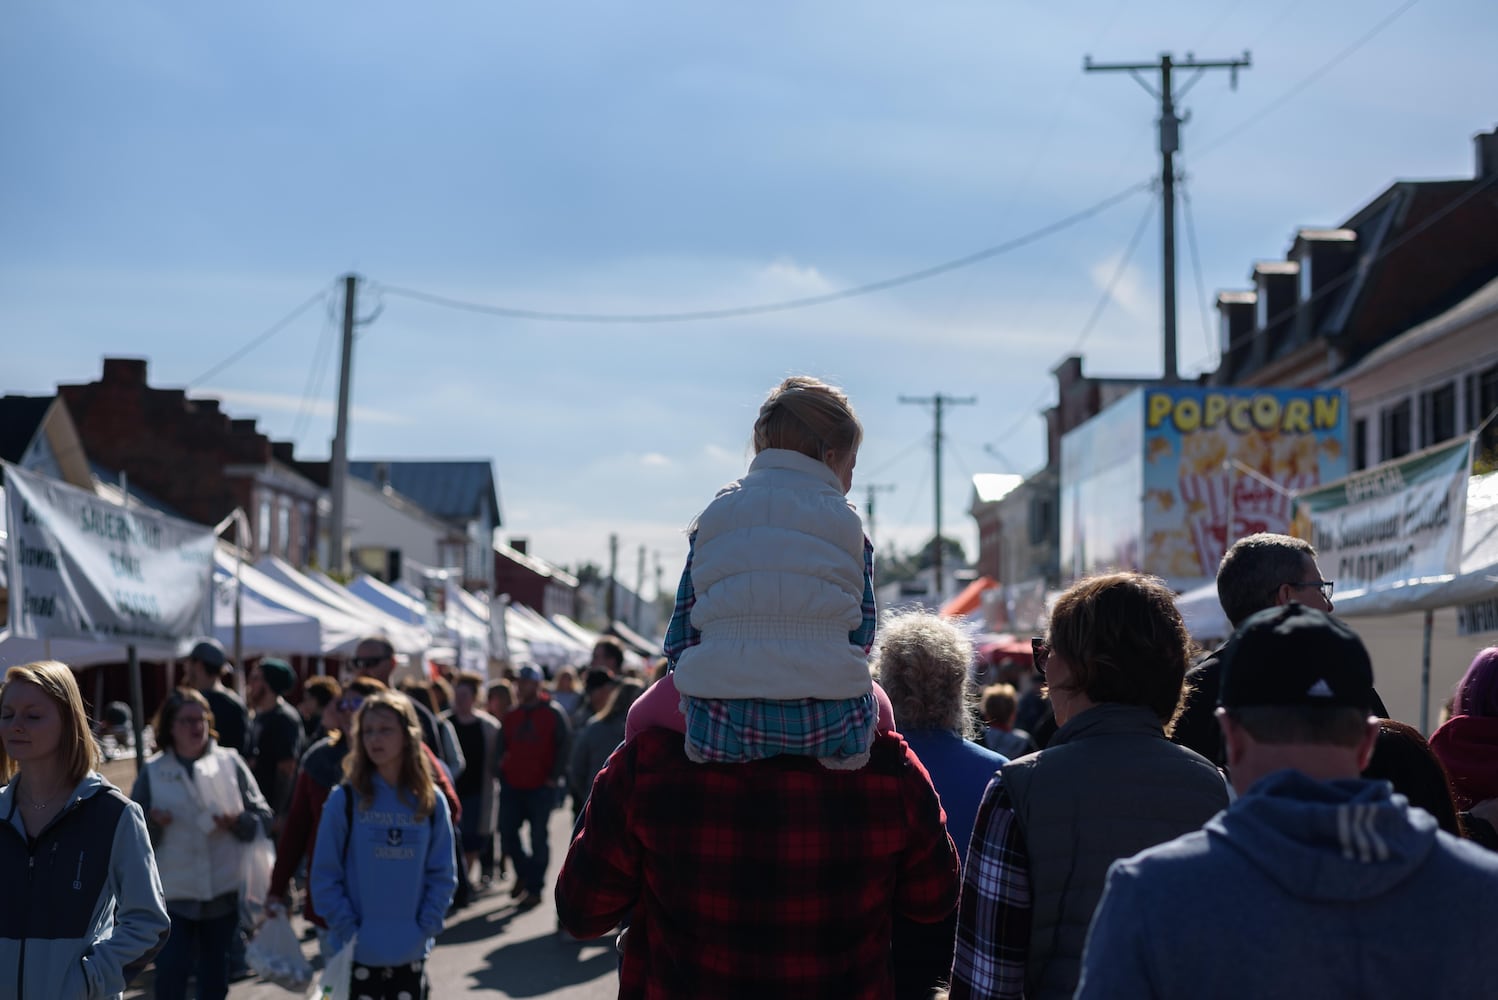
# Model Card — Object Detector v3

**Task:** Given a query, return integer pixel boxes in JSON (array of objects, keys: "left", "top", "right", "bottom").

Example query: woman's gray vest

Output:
[{"left": 1001, "top": 702, "right": 1229, "bottom": 1000}]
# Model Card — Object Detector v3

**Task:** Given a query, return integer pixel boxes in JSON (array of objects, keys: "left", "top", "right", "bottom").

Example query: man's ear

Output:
[
  {"left": 1217, "top": 708, "right": 1245, "bottom": 768},
  {"left": 1355, "top": 717, "right": 1381, "bottom": 771}
]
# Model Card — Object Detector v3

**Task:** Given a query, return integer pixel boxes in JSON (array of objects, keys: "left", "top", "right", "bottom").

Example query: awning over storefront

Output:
[{"left": 940, "top": 576, "right": 999, "bottom": 618}]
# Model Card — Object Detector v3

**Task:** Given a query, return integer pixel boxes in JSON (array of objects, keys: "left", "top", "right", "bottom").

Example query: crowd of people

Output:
[{"left": 5, "top": 373, "right": 1498, "bottom": 999}]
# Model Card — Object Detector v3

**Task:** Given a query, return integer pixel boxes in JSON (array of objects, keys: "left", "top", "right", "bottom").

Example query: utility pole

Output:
[
  {"left": 1085, "top": 51, "right": 1250, "bottom": 382},
  {"left": 862, "top": 483, "right": 897, "bottom": 552},
  {"left": 634, "top": 545, "right": 646, "bottom": 632},
  {"left": 329, "top": 273, "right": 357, "bottom": 576},
  {"left": 605, "top": 533, "right": 619, "bottom": 624},
  {"left": 899, "top": 393, "right": 977, "bottom": 600}
]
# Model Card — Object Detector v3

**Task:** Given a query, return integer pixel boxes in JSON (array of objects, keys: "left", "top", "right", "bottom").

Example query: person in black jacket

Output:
[{"left": 1173, "top": 532, "right": 1387, "bottom": 763}]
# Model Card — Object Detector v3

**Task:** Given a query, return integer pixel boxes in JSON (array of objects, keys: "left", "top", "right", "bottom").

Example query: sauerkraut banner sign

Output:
[
  {"left": 3, "top": 462, "right": 215, "bottom": 643},
  {"left": 1291, "top": 438, "right": 1472, "bottom": 597}
]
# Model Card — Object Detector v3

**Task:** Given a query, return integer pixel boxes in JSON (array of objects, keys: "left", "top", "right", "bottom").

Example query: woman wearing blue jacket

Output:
[
  {"left": 1, "top": 660, "right": 170, "bottom": 1000},
  {"left": 312, "top": 690, "right": 456, "bottom": 1000}
]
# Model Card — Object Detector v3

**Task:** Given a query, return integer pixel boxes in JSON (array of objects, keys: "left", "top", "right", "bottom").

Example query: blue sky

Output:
[{"left": 3, "top": 1, "right": 1494, "bottom": 587}]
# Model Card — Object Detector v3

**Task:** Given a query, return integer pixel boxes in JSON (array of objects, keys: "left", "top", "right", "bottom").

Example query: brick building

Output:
[{"left": 56, "top": 358, "right": 322, "bottom": 563}]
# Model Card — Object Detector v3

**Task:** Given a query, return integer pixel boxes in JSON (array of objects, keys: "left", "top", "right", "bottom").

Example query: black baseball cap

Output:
[
  {"left": 1218, "top": 603, "right": 1375, "bottom": 712},
  {"left": 188, "top": 638, "right": 226, "bottom": 668}
]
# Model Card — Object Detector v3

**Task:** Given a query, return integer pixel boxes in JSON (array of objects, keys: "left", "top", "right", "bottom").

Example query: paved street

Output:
[{"left": 128, "top": 807, "right": 619, "bottom": 1000}]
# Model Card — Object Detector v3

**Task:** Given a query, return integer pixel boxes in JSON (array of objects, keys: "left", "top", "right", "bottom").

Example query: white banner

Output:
[
  {"left": 1292, "top": 438, "right": 1472, "bottom": 598},
  {"left": 4, "top": 462, "right": 215, "bottom": 644}
]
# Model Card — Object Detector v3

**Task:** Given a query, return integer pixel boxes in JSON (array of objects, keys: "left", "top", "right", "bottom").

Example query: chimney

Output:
[
  {"left": 1216, "top": 290, "right": 1257, "bottom": 356},
  {"left": 1290, "top": 228, "right": 1358, "bottom": 338},
  {"left": 101, "top": 358, "right": 148, "bottom": 386},
  {"left": 1476, "top": 125, "right": 1498, "bottom": 181},
  {"left": 1252, "top": 261, "right": 1300, "bottom": 355},
  {"left": 510, "top": 537, "right": 529, "bottom": 555}
]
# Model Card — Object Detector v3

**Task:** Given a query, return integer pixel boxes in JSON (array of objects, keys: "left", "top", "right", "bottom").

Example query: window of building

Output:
[
  {"left": 256, "top": 497, "right": 272, "bottom": 555},
  {"left": 1354, "top": 418, "right": 1368, "bottom": 471},
  {"left": 1380, "top": 400, "right": 1412, "bottom": 461},
  {"left": 1478, "top": 363, "right": 1498, "bottom": 464},
  {"left": 1419, "top": 382, "right": 1457, "bottom": 447},
  {"left": 1029, "top": 496, "right": 1053, "bottom": 546},
  {"left": 277, "top": 498, "right": 291, "bottom": 559}
]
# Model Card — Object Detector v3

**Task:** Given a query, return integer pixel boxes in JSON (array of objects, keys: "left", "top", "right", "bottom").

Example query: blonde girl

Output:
[
  {"left": 311, "top": 690, "right": 456, "bottom": 1000},
  {"left": 628, "top": 375, "right": 887, "bottom": 768},
  {"left": 1, "top": 661, "right": 170, "bottom": 1000}
]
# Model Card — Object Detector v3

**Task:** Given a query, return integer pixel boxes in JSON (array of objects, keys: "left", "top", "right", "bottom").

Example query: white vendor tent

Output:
[
  {"left": 215, "top": 551, "right": 371, "bottom": 655},
  {"left": 348, "top": 574, "right": 431, "bottom": 627},
  {"left": 210, "top": 567, "right": 324, "bottom": 656},
  {"left": 253, "top": 556, "right": 428, "bottom": 654}
]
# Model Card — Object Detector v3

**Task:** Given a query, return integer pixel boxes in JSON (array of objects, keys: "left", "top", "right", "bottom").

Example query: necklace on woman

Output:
[{"left": 20, "top": 780, "right": 65, "bottom": 811}]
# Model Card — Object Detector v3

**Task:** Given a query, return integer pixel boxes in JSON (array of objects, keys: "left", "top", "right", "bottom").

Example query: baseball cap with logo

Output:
[{"left": 1217, "top": 603, "right": 1375, "bottom": 713}]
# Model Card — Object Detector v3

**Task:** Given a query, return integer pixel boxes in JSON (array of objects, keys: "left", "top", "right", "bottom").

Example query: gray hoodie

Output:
[
  {"left": 0, "top": 772, "right": 170, "bottom": 1000},
  {"left": 1076, "top": 769, "right": 1498, "bottom": 999}
]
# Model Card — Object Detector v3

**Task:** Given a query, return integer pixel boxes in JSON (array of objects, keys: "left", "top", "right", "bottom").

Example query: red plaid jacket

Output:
[{"left": 555, "top": 728, "right": 960, "bottom": 999}]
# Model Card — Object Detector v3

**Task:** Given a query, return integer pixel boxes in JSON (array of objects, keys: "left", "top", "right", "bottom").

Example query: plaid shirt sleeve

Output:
[
  {"left": 555, "top": 741, "right": 640, "bottom": 939},
  {"left": 662, "top": 534, "right": 699, "bottom": 666},
  {"left": 852, "top": 534, "right": 877, "bottom": 653},
  {"left": 895, "top": 741, "right": 963, "bottom": 924},
  {"left": 948, "top": 774, "right": 1031, "bottom": 1000}
]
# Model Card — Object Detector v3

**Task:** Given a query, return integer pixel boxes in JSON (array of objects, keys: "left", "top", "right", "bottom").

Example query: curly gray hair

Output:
[{"left": 872, "top": 610, "right": 977, "bottom": 736}]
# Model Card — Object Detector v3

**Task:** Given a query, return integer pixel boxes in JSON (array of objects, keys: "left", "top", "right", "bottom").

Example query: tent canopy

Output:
[
  {"left": 253, "top": 556, "right": 428, "bottom": 654},
  {"left": 941, "top": 576, "right": 998, "bottom": 618}
]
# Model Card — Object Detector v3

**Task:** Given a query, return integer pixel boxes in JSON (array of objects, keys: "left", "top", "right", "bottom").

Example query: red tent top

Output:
[{"left": 939, "top": 576, "right": 998, "bottom": 618}]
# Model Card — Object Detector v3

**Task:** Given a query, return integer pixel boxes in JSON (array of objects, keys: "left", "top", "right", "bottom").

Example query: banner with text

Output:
[
  {"left": 1292, "top": 438, "right": 1472, "bottom": 596},
  {"left": 4, "top": 462, "right": 216, "bottom": 644}
]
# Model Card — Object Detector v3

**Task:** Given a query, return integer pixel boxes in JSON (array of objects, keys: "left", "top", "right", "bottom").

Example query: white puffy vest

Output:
[
  {"left": 672, "top": 448, "right": 871, "bottom": 700},
  {"left": 144, "top": 747, "right": 248, "bottom": 904}
]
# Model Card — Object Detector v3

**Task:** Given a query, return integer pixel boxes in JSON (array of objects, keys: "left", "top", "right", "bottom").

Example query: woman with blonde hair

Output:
[
  {"left": 1, "top": 660, "right": 170, "bottom": 999},
  {"left": 312, "top": 690, "right": 456, "bottom": 999}
]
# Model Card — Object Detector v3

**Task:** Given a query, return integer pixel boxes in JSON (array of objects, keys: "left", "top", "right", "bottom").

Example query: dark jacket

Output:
[
  {"left": 1003, "top": 703, "right": 1230, "bottom": 1000},
  {"left": 1, "top": 773, "right": 170, "bottom": 1000}
]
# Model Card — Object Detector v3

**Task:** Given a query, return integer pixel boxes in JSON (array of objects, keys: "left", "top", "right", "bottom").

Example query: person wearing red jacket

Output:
[{"left": 496, "top": 665, "right": 571, "bottom": 910}]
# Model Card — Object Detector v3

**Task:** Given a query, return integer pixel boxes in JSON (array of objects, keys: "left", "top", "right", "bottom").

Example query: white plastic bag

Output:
[
  {"left": 246, "top": 912, "right": 313, "bottom": 991},
  {"left": 307, "top": 938, "right": 355, "bottom": 1000},
  {"left": 239, "top": 832, "right": 275, "bottom": 927}
]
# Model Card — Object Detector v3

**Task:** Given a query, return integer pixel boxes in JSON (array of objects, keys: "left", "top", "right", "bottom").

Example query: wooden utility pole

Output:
[
  {"left": 1084, "top": 51, "right": 1250, "bottom": 382},
  {"left": 898, "top": 393, "right": 976, "bottom": 600},
  {"left": 605, "top": 532, "right": 619, "bottom": 623},
  {"left": 329, "top": 274, "right": 357, "bottom": 576}
]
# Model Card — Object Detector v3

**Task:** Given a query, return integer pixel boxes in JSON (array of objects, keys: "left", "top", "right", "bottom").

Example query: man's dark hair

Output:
[
  {"left": 1216, "top": 533, "right": 1317, "bottom": 628},
  {"left": 303, "top": 674, "right": 340, "bottom": 708},
  {"left": 592, "top": 636, "right": 626, "bottom": 671},
  {"left": 1047, "top": 572, "right": 1192, "bottom": 729},
  {"left": 356, "top": 635, "right": 396, "bottom": 659},
  {"left": 1222, "top": 705, "right": 1368, "bottom": 747}
]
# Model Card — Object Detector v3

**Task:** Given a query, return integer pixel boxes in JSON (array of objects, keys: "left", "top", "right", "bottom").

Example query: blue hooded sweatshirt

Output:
[
  {"left": 310, "top": 775, "right": 456, "bottom": 967},
  {"left": 1076, "top": 769, "right": 1498, "bottom": 999}
]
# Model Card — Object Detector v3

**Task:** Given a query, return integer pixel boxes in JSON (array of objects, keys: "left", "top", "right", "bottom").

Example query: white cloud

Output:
[
  {"left": 205, "top": 388, "right": 412, "bottom": 426},
  {"left": 640, "top": 452, "right": 672, "bottom": 468}
]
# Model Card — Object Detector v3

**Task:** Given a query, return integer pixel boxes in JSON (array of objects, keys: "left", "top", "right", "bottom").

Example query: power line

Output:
[
  {"left": 1196, "top": 0, "right": 1424, "bottom": 159},
  {"left": 1179, "top": 176, "right": 1217, "bottom": 370},
  {"left": 187, "top": 284, "right": 332, "bottom": 388},
  {"left": 291, "top": 305, "right": 338, "bottom": 441},
  {"left": 1069, "top": 191, "right": 1159, "bottom": 355},
  {"left": 376, "top": 181, "right": 1152, "bottom": 325}
]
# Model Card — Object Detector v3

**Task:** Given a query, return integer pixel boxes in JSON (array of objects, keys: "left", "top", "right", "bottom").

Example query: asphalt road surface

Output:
[{"left": 127, "top": 805, "right": 620, "bottom": 999}]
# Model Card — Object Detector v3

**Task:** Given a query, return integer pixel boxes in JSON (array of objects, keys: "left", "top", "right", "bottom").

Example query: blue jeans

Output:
[
  {"left": 154, "top": 908, "right": 238, "bottom": 1000},
  {"left": 498, "top": 785, "right": 553, "bottom": 895}
]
